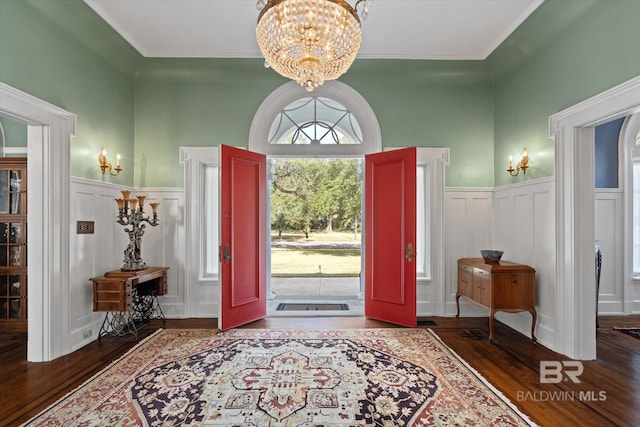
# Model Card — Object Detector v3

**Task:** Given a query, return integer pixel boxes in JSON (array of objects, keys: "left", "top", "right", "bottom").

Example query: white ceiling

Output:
[{"left": 84, "top": 0, "right": 543, "bottom": 60}]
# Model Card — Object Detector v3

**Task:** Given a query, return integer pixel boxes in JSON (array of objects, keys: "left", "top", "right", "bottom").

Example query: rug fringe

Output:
[
  {"left": 426, "top": 328, "right": 539, "bottom": 427},
  {"left": 20, "top": 328, "right": 166, "bottom": 426}
]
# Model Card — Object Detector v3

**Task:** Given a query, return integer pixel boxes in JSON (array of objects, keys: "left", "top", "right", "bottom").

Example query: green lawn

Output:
[
  {"left": 270, "top": 231, "right": 362, "bottom": 276},
  {"left": 271, "top": 247, "right": 361, "bottom": 276},
  {"left": 271, "top": 230, "right": 361, "bottom": 242}
]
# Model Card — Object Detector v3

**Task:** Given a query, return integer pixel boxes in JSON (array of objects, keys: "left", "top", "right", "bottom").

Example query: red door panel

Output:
[
  {"left": 220, "top": 145, "right": 266, "bottom": 330},
  {"left": 365, "top": 148, "right": 416, "bottom": 327}
]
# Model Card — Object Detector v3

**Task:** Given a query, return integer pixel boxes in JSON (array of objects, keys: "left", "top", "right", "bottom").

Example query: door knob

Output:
[{"left": 405, "top": 242, "right": 414, "bottom": 262}]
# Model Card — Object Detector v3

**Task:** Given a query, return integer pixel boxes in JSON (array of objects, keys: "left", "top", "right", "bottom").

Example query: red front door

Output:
[
  {"left": 364, "top": 148, "right": 417, "bottom": 327},
  {"left": 219, "top": 145, "right": 266, "bottom": 330}
]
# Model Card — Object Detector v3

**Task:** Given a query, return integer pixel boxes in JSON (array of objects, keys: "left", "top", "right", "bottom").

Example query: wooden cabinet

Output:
[
  {"left": 0, "top": 158, "right": 27, "bottom": 330},
  {"left": 456, "top": 258, "right": 537, "bottom": 343}
]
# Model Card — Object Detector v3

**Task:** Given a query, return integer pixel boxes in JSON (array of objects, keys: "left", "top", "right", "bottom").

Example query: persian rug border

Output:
[
  {"left": 427, "top": 328, "right": 535, "bottom": 424},
  {"left": 19, "top": 328, "right": 168, "bottom": 426},
  {"left": 23, "top": 328, "right": 537, "bottom": 426}
]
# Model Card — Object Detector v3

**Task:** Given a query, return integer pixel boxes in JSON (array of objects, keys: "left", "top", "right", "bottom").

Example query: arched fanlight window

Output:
[
  {"left": 268, "top": 97, "right": 362, "bottom": 145},
  {"left": 249, "top": 81, "right": 381, "bottom": 156}
]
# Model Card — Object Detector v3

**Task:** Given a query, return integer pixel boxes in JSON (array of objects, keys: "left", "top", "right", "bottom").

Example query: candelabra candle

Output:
[{"left": 114, "top": 192, "right": 160, "bottom": 271}]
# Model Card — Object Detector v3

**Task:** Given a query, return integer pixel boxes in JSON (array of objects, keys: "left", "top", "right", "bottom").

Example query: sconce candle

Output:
[
  {"left": 99, "top": 147, "right": 123, "bottom": 176},
  {"left": 115, "top": 192, "right": 160, "bottom": 271},
  {"left": 507, "top": 147, "right": 529, "bottom": 176}
]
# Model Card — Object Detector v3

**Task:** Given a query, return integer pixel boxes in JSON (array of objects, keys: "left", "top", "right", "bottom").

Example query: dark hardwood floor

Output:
[{"left": 1, "top": 315, "right": 638, "bottom": 426}]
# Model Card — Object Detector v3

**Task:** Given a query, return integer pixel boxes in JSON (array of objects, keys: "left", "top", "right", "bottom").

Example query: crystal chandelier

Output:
[{"left": 256, "top": 0, "right": 372, "bottom": 92}]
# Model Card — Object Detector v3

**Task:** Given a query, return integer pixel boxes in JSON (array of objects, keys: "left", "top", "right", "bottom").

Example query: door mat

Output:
[{"left": 276, "top": 303, "right": 349, "bottom": 311}]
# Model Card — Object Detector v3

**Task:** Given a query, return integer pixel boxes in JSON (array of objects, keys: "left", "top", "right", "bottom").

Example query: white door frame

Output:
[
  {"left": 0, "top": 82, "right": 75, "bottom": 362},
  {"left": 266, "top": 156, "right": 365, "bottom": 302},
  {"left": 621, "top": 113, "right": 640, "bottom": 316},
  {"left": 550, "top": 75, "right": 640, "bottom": 360}
]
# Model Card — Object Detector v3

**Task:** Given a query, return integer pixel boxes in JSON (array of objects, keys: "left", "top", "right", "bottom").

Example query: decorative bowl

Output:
[{"left": 481, "top": 250, "right": 503, "bottom": 264}]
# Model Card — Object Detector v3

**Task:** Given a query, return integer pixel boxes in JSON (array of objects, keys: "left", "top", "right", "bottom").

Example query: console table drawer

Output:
[{"left": 92, "top": 279, "right": 133, "bottom": 312}]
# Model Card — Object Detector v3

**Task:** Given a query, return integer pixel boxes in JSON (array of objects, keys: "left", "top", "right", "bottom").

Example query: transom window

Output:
[
  {"left": 269, "top": 97, "right": 362, "bottom": 146},
  {"left": 249, "top": 81, "right": 381, "bottom": 156}
]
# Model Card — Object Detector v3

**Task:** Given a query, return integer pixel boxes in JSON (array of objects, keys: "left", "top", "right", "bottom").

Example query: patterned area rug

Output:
[
  {"left": 614, "top": 327, "right": 640, "bottom": 340},
  {"left": 24, "top": 328, "right": 535, "bottom": 426}
]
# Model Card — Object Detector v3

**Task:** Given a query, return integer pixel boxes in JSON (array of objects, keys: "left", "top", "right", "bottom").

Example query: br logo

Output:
[{"left": 540, "top": 361, "right": 583, "bottom": 384}]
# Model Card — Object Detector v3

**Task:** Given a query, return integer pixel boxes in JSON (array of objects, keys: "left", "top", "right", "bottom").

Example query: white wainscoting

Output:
[
  {"left": 444, "top": 188, "right": 493, "bottom": 316},
  {"left": 68, "top": 178, "right": 183, "bottom": 353},
  {"left": 493, "top": 177, "right": 556, "bottom": 346},
  {"left": 69, "top": 178, "right": 126, "bottom": 351},
  {"left": 445, "top": 179, "right": 559, "bottom": 346},
  {"left": 595, "top": 189, "right": 625, "bottom": 315},
  {"left": 140, "top": 189, "right": 185, "bottom": 318}
]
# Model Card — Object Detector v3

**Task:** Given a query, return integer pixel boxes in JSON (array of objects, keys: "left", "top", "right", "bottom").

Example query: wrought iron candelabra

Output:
[{"left": 115, "top": 190, "right": 159, "bottom": 271}]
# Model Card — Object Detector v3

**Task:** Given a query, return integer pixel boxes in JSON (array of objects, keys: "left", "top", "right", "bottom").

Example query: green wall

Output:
[
  {"left": 135, "top": 59, "right": 494, "bottom": 188},
  {"left": 1, "top": 0, "right": 639, "bottom": 189},
  {"left": 0, "top": 0, "right": 140, "bottom": 185},
  {"left": 134, "top": 59, "right": 287, "bottom": 188},
  {"left": 489, "top": 0, "right": 640, "bottom": 187},
  {"left": 0, "top": 117, "right": 27, "bottom": 149},
  {"left": 344, "top": 60, "right": 494, "bottom": 188}
]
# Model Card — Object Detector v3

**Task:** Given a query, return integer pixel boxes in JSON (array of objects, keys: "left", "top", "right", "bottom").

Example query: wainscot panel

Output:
[{"left": 493, "top": 178, "right": 556, "bottom": 347}]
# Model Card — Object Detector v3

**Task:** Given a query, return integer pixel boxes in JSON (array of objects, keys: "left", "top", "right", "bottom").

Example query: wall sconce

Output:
[
  {"left": 507, "top": 147, "right": 529, "bottom": 176},
  {"left": 99, "top": 147, "right": 122, "bottom": 176}
]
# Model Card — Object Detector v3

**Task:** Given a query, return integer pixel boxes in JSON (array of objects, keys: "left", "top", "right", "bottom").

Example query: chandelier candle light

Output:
[
  {"left": 115, "top": 190, "right": 160, "bottom": 271},
  {"left": 256, "top": 0, "right": 372, "bottom": 92}
]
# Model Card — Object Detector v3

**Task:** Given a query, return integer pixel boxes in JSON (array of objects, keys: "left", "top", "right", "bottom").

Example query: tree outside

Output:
[{"left": 270, "top": 159, "right": 362, "bottom": 276}]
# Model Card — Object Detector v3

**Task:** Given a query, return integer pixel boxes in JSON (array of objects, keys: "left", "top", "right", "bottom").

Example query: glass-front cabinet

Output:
[{"left": 0, "top": 158, "right": 27, "bottom": 330}]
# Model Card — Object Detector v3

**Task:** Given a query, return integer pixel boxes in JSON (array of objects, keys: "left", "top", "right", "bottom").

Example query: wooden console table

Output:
[
  {"left": 456, "top": 258, "right": 536, "bottom": 343},
  {"left": 90, "top": 266, "right": 168, "bottom": 339}
]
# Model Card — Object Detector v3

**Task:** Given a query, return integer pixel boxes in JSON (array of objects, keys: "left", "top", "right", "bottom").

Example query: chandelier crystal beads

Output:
[{"left": 256, "top": 0, "right": 371, "bottom": 92}]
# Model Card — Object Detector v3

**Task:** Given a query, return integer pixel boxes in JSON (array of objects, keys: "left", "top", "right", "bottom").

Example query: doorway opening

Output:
[
  {"left": 267, "top": 157, "right": 364, "bottom": 316},
  {"left": 248, "top": 80, "right": 410, "bottom": 321}
]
